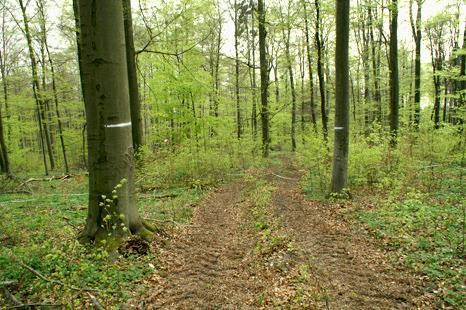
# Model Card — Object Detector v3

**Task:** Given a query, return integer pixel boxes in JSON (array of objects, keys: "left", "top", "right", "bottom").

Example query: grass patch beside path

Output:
[
  {"left": 356, "top": 199, "right": 465, "bottom": 308},
  {"left": 0, "top": 177, "right": 204, "bottom": 308}
]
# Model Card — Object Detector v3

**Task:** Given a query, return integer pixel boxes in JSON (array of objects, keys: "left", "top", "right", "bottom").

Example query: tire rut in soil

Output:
[
  {"left": 268, "top": 161, "right": 435, "bottom": 309},
  {"left": 144, "top": 182, "right": 259, "bottom": 309}
]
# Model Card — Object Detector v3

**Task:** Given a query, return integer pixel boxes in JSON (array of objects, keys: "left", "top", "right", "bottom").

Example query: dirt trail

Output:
[
  {"left": 142, "top": 161, "right": 434, "bottom": 309},
  {"left": 267, "top": 159, "right": 434, "bottom": 309},
  {"left": 144, "top": 182, "right": 262, "bottom": 309}
]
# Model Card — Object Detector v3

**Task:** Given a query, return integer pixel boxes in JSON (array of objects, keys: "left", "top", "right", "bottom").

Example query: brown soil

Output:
[
  {"left": 266, "top": 159, "right": 435, "bottom": 309},
  {"left": 141, "top": 160, "right": 435, "bottom": 309},
  {"left": 143, "top": 182, "right": 263, "bottom": 309}
]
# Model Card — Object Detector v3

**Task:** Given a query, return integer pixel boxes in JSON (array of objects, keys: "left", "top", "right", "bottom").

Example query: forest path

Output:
[
  {"left": 265, "top": 158, "right": 434, "bottom": 309},
  {"left": 143, "top": 181, "right": 263, "bottom": 308},
  {"left": 142, "top": 159, "right": 434, "bottom": 309}
]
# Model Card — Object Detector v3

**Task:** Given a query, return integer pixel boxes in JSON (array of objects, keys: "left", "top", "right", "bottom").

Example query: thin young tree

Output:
[
  {"left": 280, "top": 1, "right": 297, "bottom": 152},
  {"left": 77, "top": 0, "right": 154, "bottom": 247},
  {"left": 368, "top": 0, "right": 382, "bottom": 123},
  {"left": 234, "top": 0, "right": 242, "bottom": 139},
  {"left": 0, "top": 100, "right": 10, "bottom": 176},
  {"left": 389, "top": 0, "right": 399, "bottom": 145},
  {"left": 410, "top": 0, "right": 423, "bottom": 128},
  {"left": 302, "top": 0, "right": 317, "bottom": 130},
  {"left": 37, "top": 0, "right": 69, "bottom": 174},
  {"left": 258, "top": 0, "right": 269, "bottom": 157},
  {"left": 249, "top": 0, "right": 258, "bottom": 138},
  {"left": 331, "top": 0, "right": 350, "bottom": 193},
  {"left": 315, "top": 0, "right": 328, "bottom": 141},
  {"left": 123, "top": 0, "right": 144, "bottom": 152},
  {"left": 18, "top": 0, "right": 53, "bottom": 174}
]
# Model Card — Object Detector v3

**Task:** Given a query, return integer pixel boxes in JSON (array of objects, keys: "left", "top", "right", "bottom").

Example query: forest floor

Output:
[{"left": 136, "top": 158, "right": 438, "bottom": 309}]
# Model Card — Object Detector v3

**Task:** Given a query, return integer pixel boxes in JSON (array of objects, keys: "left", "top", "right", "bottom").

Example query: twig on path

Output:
[
  {"left": 2, "top": 287, "right": 23, "bottom": 307},
  {"left": 271, "top": 173, "right": 299, "bottom": 181},
  {"left": 0, "top": 281, "right": 17, "bottom": 287},
  {"left": 144, "top": 217, "right": 182, "bottom": 226},
  {"left": 63, "top": 216, "right": 80, "bottom": 230},
  {"left": 18, "top": 175, "right": 72, "bottom": 187},
  {"left": 87, "top": 293, "right": 104, "bottom": 310},
  {"left": 7, "top": 303, "right": 62, "bottom": 309}
]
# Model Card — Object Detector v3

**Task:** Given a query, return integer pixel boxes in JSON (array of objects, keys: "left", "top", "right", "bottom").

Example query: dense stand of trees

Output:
[{"left": 0, "top": 0, "right": 464, "bottom": 242}]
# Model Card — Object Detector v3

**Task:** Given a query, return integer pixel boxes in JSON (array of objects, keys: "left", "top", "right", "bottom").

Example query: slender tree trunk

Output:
[
  {"left": 389, "top": 0, "right": 399, "bottom": 145},
  {"left": 410, "top": 0, "right": 422, "bottom": 128},
  {"left": 250, "top": 0, "right": 258, "bottom": 139},
  {"left": 258, "top": 0, "right": 269, "bottom": 157},
  {"left": 299, "top": 40, "right": 306, "bottom": 136},
  {"left": 443, "top": 79, "right": 448, "bottom": 122},
  {"left": 0, "top": 47, "right": 10, "bottom": 175},
  {"left": 302, "top": 0, "right": 317, "bottom": 130},
  {"left": 315, "top": 0, "right": 328, "bottom": 141},
  {"left": 78, "top": 0, "right": 154, "bottom": 247},
  {"left": 350, "top": 74, "right": 357, "bottom": 122},
  {"left": 273, "top": 59, "right": 280, "bottom": 103},
  {"left": 282, "top": 12, "right": 296, "bottom": 152},
  {"left": 331, "top": 0, "right": 350, "bottom": 193},
  {"left": 38, "top": 18, "right": 56, "bottom": 167},
  {"left": 427, "top": 27, "right": 442, "bottom": 129},
  {"left": 72, "top": 0, "right": 85, "bottom": 100},
  {"left": 214, "top": 3, "right": 222, "bottom": 118},
  {"left": 0, "top": 10, "right": 11, "bottom": 143},
  {"left": 458, "top": 24, "right": 466, "bottom": 124},
  {"left": 0, "top": 102, "right": 10, "bottom": 176},
  {"left": 368, "top": 0, "right": 382, "bottom": 123},
  {"left": 19, "top": 0, "right": 53, "bottom": 174},
  {"left": 234, "top": 0, "right": 242, "bottom": 139},
  {"left": 123, "top": 0, "right": 144, "bottom": 152},
  {"left": 432, "top": 56, "right": 441, "bottom": 129},
  {"left": 38, "top": 0, "right": 69, "bottom": 174}
]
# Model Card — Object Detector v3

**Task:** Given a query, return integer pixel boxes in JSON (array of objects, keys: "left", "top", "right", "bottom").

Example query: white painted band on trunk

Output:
[
  {"left": 105, "top": 122, "right": 132, "bottom": 128},
  {"left": 334, "top": 127, "right": 344, "bottom": 130}
]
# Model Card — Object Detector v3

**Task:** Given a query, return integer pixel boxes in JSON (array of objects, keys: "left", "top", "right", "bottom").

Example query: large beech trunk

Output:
[
  {"left": 78, "top": 0, "right": 153, "bottom": 247},
  {"left": 331, "top": 0, "right": 350, "bottom": 193}
]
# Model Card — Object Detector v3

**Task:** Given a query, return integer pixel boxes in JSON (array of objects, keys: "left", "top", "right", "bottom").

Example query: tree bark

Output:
[
  {"left": 315, "top": 0, "right": 328, "bottom": 141},
  {"left": 258, "top": 0, "right": 269, "bottom": 157},
  {"left": 78, "top": 0, "right": 153, "bottom": 247},
  {"left": 38, "top": 0, "right": 69, "bottom": 174},
  {"left": 389, "top": 0, "right": 399, "bottom": 145},
  {"left": 369, "top": 0, "right": 382, "bottom": 123},
  {"left": 250, "top": 0, "right": 258, "bottom": 138},
  {"left": 0, "top": 101, "right": 10, "bottom": 176},
  {"left": 302, "top": 0, "right": 317, "bottom": 130},
  {"left": 410, "top": 0, "right": 422, "bottom": 128},
  {"left": 234, "top": 0, "right": 242, "bottom": 139},
  {"left": 331, "top": 0, "right": 350, "bottom": 193},
  {"left": 18, "top": 0, "right": 53, "bottom": 174},
  {"left": 123, "top": 0, "right": 144, "bottom": 152},
  {"left": 458, "top": 24, "right": 466, "bottom": 124},
  {"left": 282, "top": 6, "right": 296, "bottom": 152},
  {"left": 0, "top": 47, "right": 10, "bottom": 175},
  {"left": 72, "top": 0, "right": 85, "bottom": 100}
]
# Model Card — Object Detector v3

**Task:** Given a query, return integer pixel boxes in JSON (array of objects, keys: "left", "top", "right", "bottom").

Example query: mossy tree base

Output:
[{"left": 78, "top": 220, "right": 157, "bottom": 253}]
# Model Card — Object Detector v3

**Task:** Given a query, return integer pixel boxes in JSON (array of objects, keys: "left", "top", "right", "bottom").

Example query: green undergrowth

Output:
[
  {"left": 297, "top": 125, "right": 465, "bottom": 307},
  {"left": 0, "top": 176, "right": 205, "bottom": 307},
  {"left": 247, "top": 177, "right": 290, "bottom": 259},
  {"left": 136, "top": 139, "right": 266, "bottom": 190},
  {"left": 356, "top": 197, "right": 465, "bottom": 307},
  {"left": 0, "top": 139, "right": 266, "bottom": 307}
]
